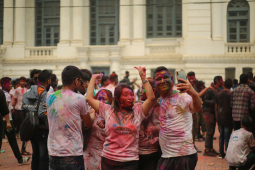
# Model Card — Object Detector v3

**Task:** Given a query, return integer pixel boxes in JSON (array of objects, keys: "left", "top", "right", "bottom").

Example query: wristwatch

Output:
[{"left": 143, "top": 79, "right": 149, "bottom": 84}]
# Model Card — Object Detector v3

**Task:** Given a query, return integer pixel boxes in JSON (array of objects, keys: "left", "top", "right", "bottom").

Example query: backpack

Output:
[{"left": 20, "top": 92, "right": 42, "bottom": 141}]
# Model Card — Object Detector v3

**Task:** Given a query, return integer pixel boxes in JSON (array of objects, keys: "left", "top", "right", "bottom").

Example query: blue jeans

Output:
[
  {"left": 218, "top": 125, "right": 232, "bottom": 154},
  {"left": 31, "top": 129, "right": 49, "bottom": 170},
  {"left": 49, "top": 155, "right": 85, "bottom": 170}
]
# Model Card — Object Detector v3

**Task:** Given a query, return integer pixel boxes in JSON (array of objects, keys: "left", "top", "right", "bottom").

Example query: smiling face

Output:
[
  {"left": 20, "top": 80, "right": 26, "bottom": 88},
  {"left": 154, "top": 70, "right": 172, "bottom": 96},
  {"left": 188, "top": 75, "right": 196, "bottom": 86},
  {"left": 97, "top": 90, "right": 111, "bottom": 105},
  {"left": 119, "top": 87, "right": 134, "bottom": 109}
]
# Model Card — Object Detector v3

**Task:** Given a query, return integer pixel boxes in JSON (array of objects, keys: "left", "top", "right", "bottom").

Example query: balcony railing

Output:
[
  {"left": 225, "top": 43, "right": 254, "bottom": 54},
  {"left": 25, "top": 47, "right": 57, "bottom": 58},
  {"left": 145, "top": 44, "right": 180, "bottom": 55}
]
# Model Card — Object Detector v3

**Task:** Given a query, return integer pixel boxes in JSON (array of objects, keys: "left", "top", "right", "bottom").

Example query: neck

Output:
[
  {"left": 159, "top": 89, "right": 172, "bottom": 98},
  {"left": 111, "top": 81, "right": 117, "bottom": 86},
  {"left": 62, "top": 85, "right": 75, "bottom": 92},
  {"left": 214, "top": 84, "right": 220, "bottom": 90},
  {"left": 224, "top": 87, "right": 230, "bottom": 91},
  {"left": 40, "top": 83, "right": 48, "bottom": 90}
]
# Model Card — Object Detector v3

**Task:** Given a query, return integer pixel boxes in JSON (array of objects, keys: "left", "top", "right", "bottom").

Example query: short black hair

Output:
[
  {"left": 153, "top": 66, "right": 170, "bottom": 80},
  {"left": 240, "top": 73, "right": 249, "bottom": 84},
  {"left": 30, "top": 69, "right": 41, "bottom": 78},
  {"left": 101, "top": 75, "right": 109, "bottom": 85},
  {"left": 233, "top": 79, "right": 238, "bottom": 85},
  {"left": 1, "top": 77, "right": 11, "bottom": 90},
  {"left": 246, "top": 72, "right": 253, "bottom": 80},
  {"left": 224, "top": 78, "right": 232, "bottom": 89},
  {"left": 126, "top": 71, "right": 129, "bottom": 74},
  {"left": 81, "top": 69, "right": 92, "bottom": 80},
  {"left": 213, "top": 76, "right": 222, "bottom": 85},
  {"left": 187, "top": 71, "right": 195, "bottom": 77},
  {"left": 241, "top": 115, "right": 253, "bottom": 128},
  {"left": 81, "top": 72, "right": 90, "bottom": 82},
  {"left": 38, "top": 70, "right": 52, "bottom": 84},
  {"left": 62, "top": 65, "right": 82, "bottom": 86},
  {"left": 14, "top": 78, "right": 20, "bottom": 86}
]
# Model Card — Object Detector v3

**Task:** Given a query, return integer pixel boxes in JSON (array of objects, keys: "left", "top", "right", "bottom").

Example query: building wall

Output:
[{"left": 0, "top": 0, "right": 254, "bottom": 86}]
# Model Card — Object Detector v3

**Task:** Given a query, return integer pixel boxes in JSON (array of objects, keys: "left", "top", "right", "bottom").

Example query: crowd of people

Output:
[{"left": 0, "top": 66, "right": 254, "bottom": 170}]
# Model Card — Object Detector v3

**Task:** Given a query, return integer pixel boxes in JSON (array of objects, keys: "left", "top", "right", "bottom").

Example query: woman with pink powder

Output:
[
  {"left": 83, "top": 89, "right": 113, "bottom": 170},
  {"left": 86, "top": 66, "right": 156, "bottom": 170}
]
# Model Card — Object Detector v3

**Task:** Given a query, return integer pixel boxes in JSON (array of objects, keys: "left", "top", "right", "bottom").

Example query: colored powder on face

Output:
[{"left": 2, "top": 82, "right": 10, "bottom": 91}]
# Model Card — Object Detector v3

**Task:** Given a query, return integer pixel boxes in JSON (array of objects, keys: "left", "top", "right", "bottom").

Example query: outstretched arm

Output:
[
  {"left": 86, "top": 74, "right": 102, "bottom": 113},
  {"left": 198, "top": 86, "right": 214, "bottom": 97},
  {"left": 135, "top": 66, "right": 156, "bottom": 116}
]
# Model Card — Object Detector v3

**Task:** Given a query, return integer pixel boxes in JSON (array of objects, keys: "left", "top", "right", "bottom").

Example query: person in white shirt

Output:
[
  {"left": 105, "top": 73, "right": 118, "bottom": 96},
  {"left": 153, "top": 66, "right": 202, "bottom": 170},
  {"left": 225, "top": 115, "right": 255, "bottom": 170}
]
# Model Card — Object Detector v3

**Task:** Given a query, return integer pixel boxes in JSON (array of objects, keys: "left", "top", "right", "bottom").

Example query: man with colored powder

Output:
[
  {"left": 22, "top": 70, "right": 52, "bottom": 170},
  {"left": 203, "top": 76, "right": 223, "bottom": 156},
  {"left": 154, "top": 66, "right": 202, "bottom": 170},
  {"left": 47, "top": 65, "right": 94, "bottom": 170}
]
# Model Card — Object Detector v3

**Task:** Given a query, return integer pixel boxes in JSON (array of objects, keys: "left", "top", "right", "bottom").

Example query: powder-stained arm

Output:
[{"left": 86, "top": 74, "right": 101, "bottom": 113}]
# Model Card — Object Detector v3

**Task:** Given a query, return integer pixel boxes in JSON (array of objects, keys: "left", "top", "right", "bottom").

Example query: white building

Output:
[{"left": 0, "top": 0, "right": 254, "bottom": 86}]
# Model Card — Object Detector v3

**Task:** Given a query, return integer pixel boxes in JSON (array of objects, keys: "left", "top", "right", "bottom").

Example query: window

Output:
[
  {"left": 90, "top": 0, "right": 119, "bottom": 45},
  {"left": 243, "top": 67, "right": 252, "bottom": 73},
  {"left": 146, "top": 0, "right": 182, "bottom": 38},
  {"left": 35, "top": 0, "right": 60, "bottom": 46},
  {"left": 92, "top": 67, "right": 110, "bottom": 76},
  {"left": 227, "top": 0, "right": 249, "bottom": 42},
  {"left": 151, "top": 68, "right": 176, "bottom": 83},
  {"left": 225, "top": 68, "right": 236, "bottom": 80},
  {"left": 0, "top": 0, "right": 3, "bottom": 45}
]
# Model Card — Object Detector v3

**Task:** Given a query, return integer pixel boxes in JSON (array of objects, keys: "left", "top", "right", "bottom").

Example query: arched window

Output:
[
  {"left": 227, "top": 0, "right": 249, "bottom": 42},
  {"left": 146, "top": 0, "right": 182, "bottom": 38},
  {"left": 90, "top": 0, "right": 119, "bottom": 45},
  {"left": 35, "top": 0, "right": 60, "bottom": 46}
]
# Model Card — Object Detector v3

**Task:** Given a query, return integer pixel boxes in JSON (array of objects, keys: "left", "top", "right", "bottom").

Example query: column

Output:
[
  {"left": 72, "top": 0, "right": 83, "bottom": 46},
  {"left": 133, "top": 0, "right": 145, "bottom": 42},
  {"left": 212, "top": 0, "right": 223, "bottom": 41},
  {"left": 109, "top": 47, "right": 121, "bottom": 76},
  {"left": 14, "top": 0, "right": 26, "bottom": 45},
  {"left": 59, "top": 0, "right": 71, "bottom": 45},
  {"left": 3, "top": 0, "right": 13, "bottom": 46},
  {"left": 77, "top": 47, "right": 91, "bottom": 70},
  {"left": 119, "top": 0, "right": 131, "bottom": 45}
]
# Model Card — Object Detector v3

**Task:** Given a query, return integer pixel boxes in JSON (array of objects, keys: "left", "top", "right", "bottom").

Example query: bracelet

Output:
[{"left": 142, "top": 80, "right": 149, "bottom": 84}]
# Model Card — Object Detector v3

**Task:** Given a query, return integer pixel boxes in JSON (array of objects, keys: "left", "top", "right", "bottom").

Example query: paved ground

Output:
[{"left": 0, "top": 127, "right": 229, "bottom": 170}]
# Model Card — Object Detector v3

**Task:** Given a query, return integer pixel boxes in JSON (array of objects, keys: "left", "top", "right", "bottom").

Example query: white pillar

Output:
[
  {"left": 133, "top": 0, "right": 145, "bottom": 42},
  {"left": 14, "top": 0, "right": 26, "bottom": 45},
  {"left": 109, "top": 47, "right": 121, "bottom": 76},
  {"left": 212, "top": 0, "right": 223, "bottom": 41},
  {"left": 77, "top": 47, "right": 90, "bottom": 70},
  {"left": 59, "top": 0, "right": 71, "bottom": 45},
  {"left": 119, "top": 0, "right": 131, "bottom": 45},
  {"left": 3, "top": 0, "right": 14, "bottom": 46},
  {"left": 72, "top": 0, "right": 83, "bottom": 46}
]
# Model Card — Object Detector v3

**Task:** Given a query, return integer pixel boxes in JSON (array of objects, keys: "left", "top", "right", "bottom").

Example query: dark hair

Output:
[
  {"left": 28, "top": 78, "right": 35, "bottom": 86},
  {"left": 113, "top": 83, "right": 134, "bottom": 124},
  {"left": 38, "top": 70, "right": 52, "bottom": 84},
  {"left": 1, "top": 77, "right": 11, "bottom": 91},
  {"left": 233, "top": 79, "right": 238, "bottom": 85},
  {"left": 57, "top": 85, "right": 63, "bottom": 90},
  {"left": 187, "top": 71, "right": 195, "bottom": 77},
  {"left": 51, "top": 82, "right": 57, "bottom": 89},
  {"left": 101, "top": 75, "right": 109, "bottom": 85},
  {"left": 240, "top": 73, "right": 249, "bottom": 84},
  {"left": 110, "top": 73, "right": 118, "bottom": 82},
  {"left": 224, "top": 78, "right": 233, "bottom": 89},
  {"left": 94, "top": 89, "right": 113, "bottom": 104},
  {"left": 51, "top": 74, "right": 57, "bottom": 83},
  {"left": 153, "top": 66, "right": 170, "bottom": 80},
  {"left": 62, "top": 65, "right": 82, "bottom": 86},
  {"left": 126, "top": 71, "right": 129, "bottom": 74},
  {"left": 196, "top": 81, "right": 205, "bottom": 93},
  {"left": 246, "top": 72, "right": 253, "bottom": 80},
  {"left": 241, "top": 115, "right": 253, "bottom": 128},
  {"left": 213, "top": 76, "right": 222, "bottom": 85},
  {"left": 81, "top": 69, "right": 92, "bottom": 80},
  {"left": 81, "top": 72, "right": 90, "bottom": 82},
  {"left": 20, "top": 76, "right": 26, "bottom": 82},
  {"left": 30, "top": 69, "right": 41, "bottom": 78}
]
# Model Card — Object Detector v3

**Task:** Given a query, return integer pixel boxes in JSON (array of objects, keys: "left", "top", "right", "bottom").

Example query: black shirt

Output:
[
  {"left": 0, "top": 89, "right": 9, "bottom": 117},
  {"left": 215, "top": 89, "right": 233, "bottom": 127}
]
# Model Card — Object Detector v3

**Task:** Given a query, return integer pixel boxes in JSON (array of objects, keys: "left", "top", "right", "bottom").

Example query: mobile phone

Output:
[{"left": 176, "top": 70, "right": 187, "bottom": 84}]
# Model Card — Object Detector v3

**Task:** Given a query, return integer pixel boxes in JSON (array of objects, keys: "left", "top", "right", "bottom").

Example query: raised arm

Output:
[
  {"left": 198, "top": 86, "right": 214, "bottom": 97},
  {"left": 86, "top": 74, "right": 102, "bottom": 113},
  {"left": 134, "top": 66, "right": 156, "bottom": 116}
]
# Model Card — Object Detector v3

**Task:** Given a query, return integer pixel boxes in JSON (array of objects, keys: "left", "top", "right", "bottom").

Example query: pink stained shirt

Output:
[
  {"left": 99, "top": 102, "right": 145, "bottom": 162},
  {"left": 46, "top": 89, "right": 89, "bottom": 156},
  {"left": 159, "top": 90, "right": 196, "bottom": 158},
  {"left": 13, "top": 87, "right": 27, "bottom": 110}
]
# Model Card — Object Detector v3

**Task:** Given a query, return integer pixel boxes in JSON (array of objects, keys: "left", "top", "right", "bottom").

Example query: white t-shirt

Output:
[
  {"left": 159, "top": 90, "right": 196, "bottom": 158},
  {"left": 13, "top": 87, "right": 27, "bottom": 110},
  {"left": 105, "top": 84, "right": 115, "bottom": 97},
  {"left": 47, "top": 89, "right": 89, "bottom": 156},
  {"left": 225, "top": 128, "right": 255, "bottom": 166},
  {"left": 3, "top": 90, "right": 12, "bottom": 120}
]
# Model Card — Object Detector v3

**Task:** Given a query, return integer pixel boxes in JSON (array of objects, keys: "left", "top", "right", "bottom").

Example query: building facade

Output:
[{"left": 0, "top": 0, "right": 254, "bottom": 86}]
